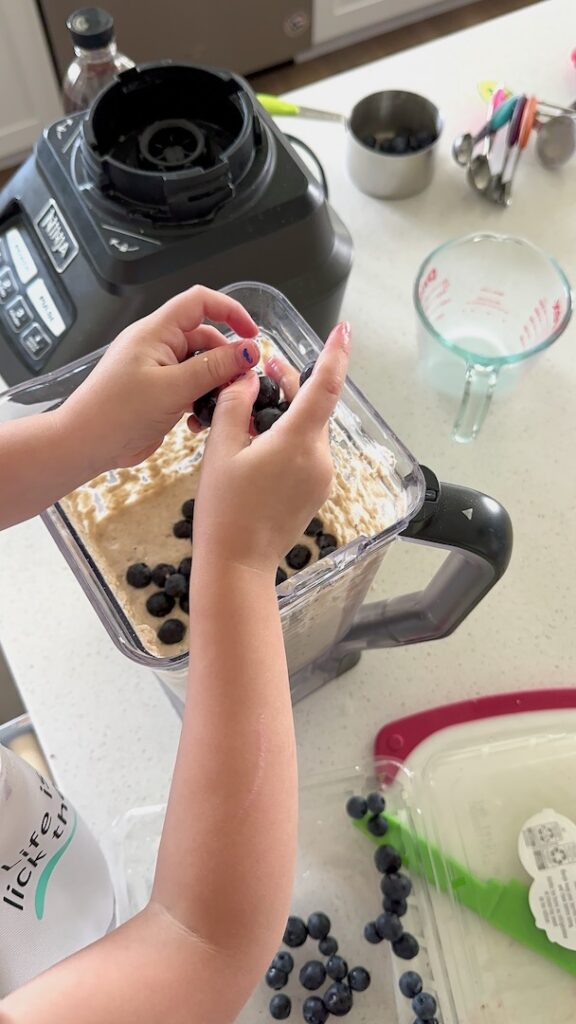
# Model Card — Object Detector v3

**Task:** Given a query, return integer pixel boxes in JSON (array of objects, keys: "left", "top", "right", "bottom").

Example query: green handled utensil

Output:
[
  {"left": 257, "top": 93, "right": 345, "bottom": 124},
  {"left": 354, "top": 811, "right": 576, "bottom": 977}
]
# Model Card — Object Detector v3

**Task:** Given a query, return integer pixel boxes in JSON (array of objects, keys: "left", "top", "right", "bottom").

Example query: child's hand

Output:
[
  {"left": 195, "top": 322, "right": 350, "bottom": 574},
  {"left": 60, "top": 286, "right": 259, "bottom": 472}
]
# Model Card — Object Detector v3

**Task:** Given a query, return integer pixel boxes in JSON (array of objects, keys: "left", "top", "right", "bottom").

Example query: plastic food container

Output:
[
  {"left": 0, "top": 284, "right": 512, "bottom": 709},
  {"left": 106, "top": 710, "right": 576, "bottom": 1024}
]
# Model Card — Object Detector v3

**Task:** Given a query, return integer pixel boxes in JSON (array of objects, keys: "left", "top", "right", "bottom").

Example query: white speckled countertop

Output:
[{"left": 0, "top": 0, "right": 575, "bottom": 849}]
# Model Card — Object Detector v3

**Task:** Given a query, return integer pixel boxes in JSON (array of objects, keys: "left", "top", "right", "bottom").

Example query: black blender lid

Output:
[
  {"left": 67, "top": 7, "right": 115, "bottom": 49},
  {"left": 81, "top": 63, "right": 263, "bottom": 222}
]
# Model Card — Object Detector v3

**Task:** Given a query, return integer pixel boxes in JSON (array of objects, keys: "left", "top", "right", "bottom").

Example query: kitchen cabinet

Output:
[
  {"left": 312, "top": 0, "right": 475, "bottom": 45},
  {"left": 0, "top": 0, "right": 63, "bottom": 168}
]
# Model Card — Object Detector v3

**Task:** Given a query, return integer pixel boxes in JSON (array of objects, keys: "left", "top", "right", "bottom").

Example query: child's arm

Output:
[
  {"left": 1, "top": 320, "right": 350, "bottom": 1024},
  {"left": 0, "top": 286, "right": 260, "bottom": 530}
]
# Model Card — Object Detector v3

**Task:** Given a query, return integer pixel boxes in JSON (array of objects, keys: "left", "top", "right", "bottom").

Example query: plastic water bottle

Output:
[
  {"left": 0, "top": 742, "right": 115, "bottom": 996},
  {"left": 62, "top": 7, "right": 134, "bottom": 114}
]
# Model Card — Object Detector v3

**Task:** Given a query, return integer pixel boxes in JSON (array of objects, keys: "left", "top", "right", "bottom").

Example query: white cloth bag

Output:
[{"left": 0, "top": 743, "right": 115, "bottom": 996}]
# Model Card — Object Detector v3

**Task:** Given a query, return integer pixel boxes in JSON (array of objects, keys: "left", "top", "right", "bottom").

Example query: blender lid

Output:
[{"left": 81, "top": 63, "right": 263, "bottom": 221}]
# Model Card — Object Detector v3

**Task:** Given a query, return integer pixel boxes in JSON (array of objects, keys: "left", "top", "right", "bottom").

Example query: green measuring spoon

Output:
[{"left": 354, "top": 811, "right": 576, "bottom": 977}]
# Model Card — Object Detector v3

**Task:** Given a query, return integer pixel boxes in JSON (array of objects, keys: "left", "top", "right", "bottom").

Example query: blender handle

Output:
[{"left": 342, "top": 466, "right": 513, "bottom": 649}]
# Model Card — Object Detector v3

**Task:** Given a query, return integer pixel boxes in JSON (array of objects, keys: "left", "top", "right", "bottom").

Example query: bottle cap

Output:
[{"left": 66, "top": 7, "right": 115, "bottom": 49}]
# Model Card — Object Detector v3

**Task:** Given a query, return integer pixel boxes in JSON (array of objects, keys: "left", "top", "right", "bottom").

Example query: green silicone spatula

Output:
[
  {"left": 256, "top": 94, "right": 345, "bottom": 124},
  {"left": 354, "top": 812, "right": 576, "bottom": 977}
]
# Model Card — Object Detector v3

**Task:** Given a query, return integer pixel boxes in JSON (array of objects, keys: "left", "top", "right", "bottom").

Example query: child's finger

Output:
[
  {"left": 207, "top": 372, "right": 260, "bottom": 456},
  {"left": 281, "top": 322, "right": 350, "bottom": 436},
  {"left": 168, "top": 338, "right": 260, "bottom": 406},
  {"left": 182, "top": 324, "right": 231, "bottom": 355},
  {"left": 151, "top": 285, "right": 258, "bottom": 340},
  {"left": 264, "top": 355, "right": 300, "bottom": 402}
]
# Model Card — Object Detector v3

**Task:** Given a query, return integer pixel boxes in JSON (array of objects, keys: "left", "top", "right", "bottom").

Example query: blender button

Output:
[
  {"left": 20, "top": 322, "right": 52, "bottom": 360},
  {"left": 425, "top": 488, "right": 438, "bottom": 501},
  {"left": 6, "top": 228, "right": 37, "bottom": 284},
  {"left": 0, "top": 266, "right": 17, "bottom": 303},
  {"left": 26, "top": 278, "right": 66, "bottom": 337},
  {"left": 5, "top": 296, "right": 32, "bottom": 332}
]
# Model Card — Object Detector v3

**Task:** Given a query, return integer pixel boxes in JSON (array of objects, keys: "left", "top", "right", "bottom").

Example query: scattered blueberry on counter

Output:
[
  {"left": 151, "top": 562, "right": 176, "bottom": 588},
  {"left": 299, "top": 961, "right": 327, "bottom": 991},
  {"left": 411, "top": 992, "right": 438, "bottom": 1020},
  {"left": 383, "top": 895, "right": 408, "bottom": 917},
  {"left": 318, "top": 935, "right": 338, "bottom": 957},
  {"left": 273, "top": 952, "right": 294, "bottom": 976},
  {"left": 164, "top": 572, "right": 188, "bottom": 598},
  {"left": 266, "top": 966, "right": 289, "bottom": 991},
  {"left": 375, "top": 912, "right": 403, "bottom": 942},
  {"left": 307, "top": 913, "right": 331, "bottom": 941},
  {"left": 283, "top": 916, "right": 308, "bottom": 948},
  {"left": 325, "top": 955, "right": 348, "bottom": 981},
  {"left": 391, "top": 933, "right": 420, "bottom": 960},
  {"left": 270, "top": 994, "right": 292, "bottom": 1019},
  {"left": 347, "top": 967, "right": 370, "bottom": 993},
  {"left": 303, "top": 996, "right": 328, "bottom": 1024},
  {"left": 398, "top": 971, "right": 423, "bottom": 998},
  {"left": 323, "top": 981, "right": 353, "bottom": 1016},
  {"left": 374, "top": 845, "right": 402, "bottom": 875},
  {"left": 381, "top": 873, "right": 412, "bottom": 900},
  {"left": 363, "top": 921, "right": 383, "bottom": 945}
]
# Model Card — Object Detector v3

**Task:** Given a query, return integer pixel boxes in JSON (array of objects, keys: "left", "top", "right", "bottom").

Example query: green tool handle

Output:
[
  {"left": 355, "top": 813, "right": 576, "bottom": 977},
  {"left": 257, "top": 94, "right": 300, "bottom": 117}
]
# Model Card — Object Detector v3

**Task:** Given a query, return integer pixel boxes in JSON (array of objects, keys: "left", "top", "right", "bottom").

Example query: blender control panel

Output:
[{"left": 0, "top": 214, "right": 74, "bottom": 372}]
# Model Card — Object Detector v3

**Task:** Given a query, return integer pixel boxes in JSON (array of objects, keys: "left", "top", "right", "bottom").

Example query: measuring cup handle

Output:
[
  {"left": 336, "top": 466, "right": 512, "bottom": 652},
  {"left": 452, "top": 363, "right": 499, "bottom": 443}
]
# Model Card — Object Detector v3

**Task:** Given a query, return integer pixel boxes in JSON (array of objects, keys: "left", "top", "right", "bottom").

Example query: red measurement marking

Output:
[
  {"left": 553, "top": 299, "right": 562, "bottom": 327},
  {"left": 480, "top": 287, "right": 505, "bottom": 297}
]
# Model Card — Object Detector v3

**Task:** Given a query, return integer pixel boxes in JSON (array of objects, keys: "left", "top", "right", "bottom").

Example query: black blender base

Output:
[{"left": 158, "top": 647, "right": 363, "bottom": 719}]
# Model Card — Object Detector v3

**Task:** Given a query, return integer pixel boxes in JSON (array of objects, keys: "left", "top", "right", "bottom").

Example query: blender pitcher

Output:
[{"left": 0, "top": 284, "right": 513, "bottom": 709}]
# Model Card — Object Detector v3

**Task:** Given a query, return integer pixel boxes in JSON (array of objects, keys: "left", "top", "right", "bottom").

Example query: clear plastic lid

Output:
[
  {"left": 106, "top": 714, "right": 576, "bottom": 1024},
  {"left": 0, "top": 284, "right": 424, "bottom": 671}
]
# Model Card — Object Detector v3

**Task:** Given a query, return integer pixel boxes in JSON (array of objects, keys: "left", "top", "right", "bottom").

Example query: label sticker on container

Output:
[{"left": 518, "top": 808, "right": 576, "bottom": 951}]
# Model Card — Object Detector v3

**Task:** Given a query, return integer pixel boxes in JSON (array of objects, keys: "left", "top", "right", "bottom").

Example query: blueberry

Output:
[
  {"left": 283, "top": 916, "right": 308, "bottom": 947},
  {"left": 146, "top": 591, "right": 176, "bottom": 617},
  {"left": 392, "top": 933, "right": 419, "bottom": 960},
  {"left": 383, "top": 895, "right": 407, "bottom": 917},
  {"left": 173, "top": 519, "right": 192, "bottom": 539},
  {"left": 408, "top": 134, "right": 420, "bottom": 151},
  {"left": 276, "top": 567, "right": 288, "bottom": 586},
  {"left": 278, "top": 400, "right": 290, "bottom": 413},
  {"left": 193, "top": 390, "right": 218, "bottom": 427},
  {"left": 318, "top": 545, "right": 337, "bottom": 559},
  {"left": 164, "top": 573, "right": 188, "bottom": 598},
  {"left": 374, "top": 845, "right": 402, "bottom": 874},
  {"left": 178, "top": 557, "right": 192, "bottom": 578},
  {"left": 326, "top": 955, "right": 348, "bottom": 981},
  {"left": 412, "top": 993, "right": 437, "bottom": 1020},
  {"left": 179, "top": 593, "right": 189, "bottom": 614},
  {"left": 270, "top": 994, "right": 291, "bottom": 1019},
  {"left": 391, "top": 134, "right": 408, "bottom": 154},
  {"left": 286, "top": 544, "right": 311, "bottom": 571},
  {"left": 299, "top": 960, "right": 326, "bottom": 991},
  {"left": 366, "top": 792, "right": 386, "bottom": 814},
  {"left": 305, "top": 516, "right": 323, "bottom": 537},
  {"left": 382, "top": 873, "right": 412, "bottom": 900},
  {"left": 367, "top": 814, "right": 389, "bottom": 837},
  {"left": 348, "top": 966, "right": 370, "bottom": 992},
  {"left": 363, "top": 921, "right": 383, "bottom": 944},
  {"left": 266, "top": 966, "right": 288, "bottom": 990},
  {"left": 376, "top": 912, "right": 403, "bottom": 942},
  {"left": 318, "top": 935, "right": 338, "bottom": 956},
  {"left": 254, "top": 407, "right": 284, "bottom": 433},
  {"left": 272, "top": 951, "right": 294, "bottom": 975},
  {"left": 157, "top": 618, "right": 185, "bottom": 644},
  {"left": 151, "top": 563, "right": 176, "bottom": 588},
  {"left": 323, "top": 982, "right": 353, "bottom": 1016},
  {"left": 307, "top": 912, "right": 331, "bottom": 940},
  {"left": 126, "top": 562, "right": 151, "bottom": 588},
  {"left": 181, "top": 498, "right": 195, "bottom": 521},
  {"left": 302, "top": 997, "right": 328, "bottom": 1024},
  {"left": 299, "top": 361, "right": 316, "bottom": 387},
  {"left": 399, "top": 971, "right": 423, "bottom": 998},
  {"left": 378, "top": 139, "right": 393, "bottom": 154},
  {"left": 416, "top": 130, "right": 435, "bottom": 149},
  {"left": 316, "top": 533, "right": 337, "bottom": 550},
  {"left": 254, "top": 374, "right": 280, "bottom": 411},
  {"left": 363, "top": 134, "right": 377, "bottom": 149},
  {"left": 346, "top": 795, "right": 367, "bottom": 820}
]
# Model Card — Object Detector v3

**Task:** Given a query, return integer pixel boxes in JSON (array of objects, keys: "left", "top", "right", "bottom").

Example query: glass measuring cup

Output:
[{"left": 414, "top": 233, "right": 572, "bottom": 442}]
